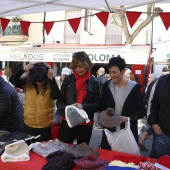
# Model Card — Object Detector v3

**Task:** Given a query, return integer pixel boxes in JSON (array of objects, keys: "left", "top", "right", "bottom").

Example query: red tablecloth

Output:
[{"left": 0, "top": 149, "right": 158, "bottom": 170}]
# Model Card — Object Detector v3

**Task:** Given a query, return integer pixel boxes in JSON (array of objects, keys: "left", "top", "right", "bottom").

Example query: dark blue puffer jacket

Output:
[{"left": 0, "top": 77, "right": 24, "bottom": 132}]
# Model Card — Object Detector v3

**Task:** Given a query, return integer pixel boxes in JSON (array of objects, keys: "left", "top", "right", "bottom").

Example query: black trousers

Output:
[
  {"left": 24, "top": 124, "right": 51, "bottom": 140},
  {"left": 60, "top": 120, "right": 93, "bottom": 145}
]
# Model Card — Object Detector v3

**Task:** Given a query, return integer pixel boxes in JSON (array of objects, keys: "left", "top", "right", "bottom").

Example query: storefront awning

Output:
[{"left": 0, "top": 45, "right": 151, "bottom": 64}]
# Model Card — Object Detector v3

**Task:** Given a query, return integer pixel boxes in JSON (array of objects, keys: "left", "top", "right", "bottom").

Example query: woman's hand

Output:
[
  {"left": 152, "top": 124, "right": 162, "bottom": 134},
  {"left": 47, "top": 68, "right": 56, "bottom": 80},
  {"left": 72, "top": 103, "right": 83, "bottom": 109},
  {"left": 23, "top": 62, "right": 35, "bottom": 71},
  {"left": 120, "top": 116, "right": 131, "bottom": 122}
]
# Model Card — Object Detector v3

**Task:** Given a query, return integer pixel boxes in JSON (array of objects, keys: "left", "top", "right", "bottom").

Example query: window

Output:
[
  {"left": 105, "top": 14, "right": 122, "bottom": 44},
  {"left": 64, "top": 10, "right": 82, "bottom": 44}
]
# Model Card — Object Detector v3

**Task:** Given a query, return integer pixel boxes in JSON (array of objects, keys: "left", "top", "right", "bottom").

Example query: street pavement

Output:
[{"left": 89, "top": 114, "right": 153, "bottom": 157}]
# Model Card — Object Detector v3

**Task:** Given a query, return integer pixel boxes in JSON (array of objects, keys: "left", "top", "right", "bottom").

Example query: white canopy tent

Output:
[{"left": 0, "top": 0, "right": 169, "bottom": 17}]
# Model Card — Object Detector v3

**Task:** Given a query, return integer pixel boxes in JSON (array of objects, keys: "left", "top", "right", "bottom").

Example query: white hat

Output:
[
  {"left": 65, "top": 106, "right": 90, "bottom": 128},
  {"left": 61, "top": 67, "right": 71, "bottom": 75},
  {"left": 1, "top": 140, "right": 30, "bottom": 162}
]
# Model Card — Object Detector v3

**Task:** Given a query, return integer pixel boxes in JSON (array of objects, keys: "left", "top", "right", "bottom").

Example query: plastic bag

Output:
[{"left": 104, "top": 119, "right": 140, "bottom": 155}]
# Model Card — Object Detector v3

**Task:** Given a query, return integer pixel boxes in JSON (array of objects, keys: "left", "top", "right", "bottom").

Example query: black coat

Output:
[
  {"left": 57, "top": 74, "right": 101, "bottom": 120},
  {"left": 0, "top": 77, "right": 24, "bottom": 132},
  {"left": 148, "top": 74, "right": 170, "bottom": 137},
  {"left": 100, "top": 80, "right": 146, "bottom": 150},
  {"left": 98, "top": 74, "right": 107, "bottom": 85}
]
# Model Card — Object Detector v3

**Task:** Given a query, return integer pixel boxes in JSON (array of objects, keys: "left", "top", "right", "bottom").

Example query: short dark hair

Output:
[{"left": 108, "top": 55, "right": 126, "bottom": 72}]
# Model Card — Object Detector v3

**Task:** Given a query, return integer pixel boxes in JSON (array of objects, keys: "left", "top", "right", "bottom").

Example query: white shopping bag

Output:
[{"left": 104, "top": 118, "right": 140, "bottom": 155}]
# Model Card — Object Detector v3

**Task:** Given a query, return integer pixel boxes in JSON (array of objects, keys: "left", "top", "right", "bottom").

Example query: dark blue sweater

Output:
[{"left": 0, "top": 77, "right": 24, "bottom": 132}]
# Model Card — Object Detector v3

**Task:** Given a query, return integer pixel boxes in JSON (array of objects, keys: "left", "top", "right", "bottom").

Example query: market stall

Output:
[{"left": 0, "top": 144, "right": 161, "bottom": 170}]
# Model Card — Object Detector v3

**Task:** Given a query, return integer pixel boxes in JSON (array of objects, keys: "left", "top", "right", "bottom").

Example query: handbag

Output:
[
  {"left": 51, "top": 116, "right": 61, "bottom": 140},
  {"left": 104, "top": 118, "right": 140, "bottom": 156}
]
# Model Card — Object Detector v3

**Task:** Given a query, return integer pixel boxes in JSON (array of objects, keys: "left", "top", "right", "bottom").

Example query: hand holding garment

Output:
[
  {"left": 99, "top": 108, "right": 123, "bottom": 128},
  {"left": 65, "top": 105, "right": 90, "bottom": 128}
]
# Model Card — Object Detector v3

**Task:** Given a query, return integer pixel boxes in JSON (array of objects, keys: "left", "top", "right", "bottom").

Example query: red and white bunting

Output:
[
  {"left": 159, "top": 12, "right": 170, "bottom": 31},
  {"left": 43, "top": 21, "right": 54, "bottom": 35},
  {"left": 0, "top": 18, "right": 10, "bottom": 31},
  {"left": 1, "top": 10, "right": 170, "bottom": 36},
  {"left": 20, "top": 21, "right": 31, "bottom": 35},
  {"left": 96, "top": 12, "right": 109, "bottom": 27},
  {"left": 125, "top": 11, "right": 142, "bottom": 28},
  {"left": 68, "top": 17, "right": 81, "bottom": 34}
]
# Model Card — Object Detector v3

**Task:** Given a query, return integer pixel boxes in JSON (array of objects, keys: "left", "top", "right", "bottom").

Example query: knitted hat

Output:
[
  {"left": 42, "top": 151, "right": 75, "bottom": 170},
  {"left": 29, "top": 63, "right": 49, "bottom": 83},
  {"left": 65, "top": 105, "right": 90, "bottom": 128},
  {"left": 1, "top": 140, "right": 30, "bottom": 162},
  {"left": 99, "top": 108, "right": 124, "bottom": 128},
  {"left": 74, "top": 153, "right": 104, "bottom": 169},
  {"left": 65, "top": 143, "right": 99, "bottom": 158}
]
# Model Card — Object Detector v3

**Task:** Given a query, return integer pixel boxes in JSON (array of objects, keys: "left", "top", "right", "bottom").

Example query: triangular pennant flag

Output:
[
  {"left": 68, "top": 18, "right": 81, "bottom": 34},
  {"left": 43, "top": 21, "right": 54, "bottom": 35},
  {"left": 20, "top": 21, "right": 31, "bottom": 35},
  {"left": 159, "top": 12, "right": 170, "bottom": 30},
  {"left": 126, "top": 11, "right": 142, "bottom": 28},
  {"left": 96, "top": 12, "right": 109, "bottom": 27},
  {"left": 0, "top": 18, "right": 10, "bottom": 31}
]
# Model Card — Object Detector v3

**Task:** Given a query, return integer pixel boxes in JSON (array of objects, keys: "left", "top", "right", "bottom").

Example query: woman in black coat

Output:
[
  {"left": 57, "top": 51, "right": 100, "bottom": 145},
  {"left": 100, "top": 56, "right": 146, "bottom": 150}
]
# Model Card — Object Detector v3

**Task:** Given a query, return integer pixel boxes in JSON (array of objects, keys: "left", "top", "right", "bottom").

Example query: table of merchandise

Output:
[{"left": 0, "top": 148, "right": 158, "bottom": 170}]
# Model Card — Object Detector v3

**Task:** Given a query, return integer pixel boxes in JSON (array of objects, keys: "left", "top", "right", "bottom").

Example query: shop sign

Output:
[
  {"left": 0, "top": 53, "right": 72, "bottom": 62},
  {"left": 0, "top": 51, "right": 149, "bottom": 64}
]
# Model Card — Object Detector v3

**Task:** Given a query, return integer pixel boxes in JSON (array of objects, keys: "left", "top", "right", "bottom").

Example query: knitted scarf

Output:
[{"left": 73, "top": 71, "right": 91, "bottom": 103}]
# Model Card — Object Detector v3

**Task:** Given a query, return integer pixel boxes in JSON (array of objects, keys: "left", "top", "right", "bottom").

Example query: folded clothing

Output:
[
  {"left": 0, "top": 132, "right": 32, "bottom": 142},
  {"left": 1, "top": 140, "right": 30, "bottom": 162},
  {"left": 32, "top": 140, "right": 69, "bottom": 158},
  {"left": 139, "top": 161, "right": 158, "bottom": 170},
  {"left": 106, "top": 160, "right": 138, "bottom": 170},
  {"left": 42, "top": 150, "right": 75, "bottom": 170},
  {"left": 65, "top": 142, "right": 99, "bottom": 158},
  {"left": 112, "top": 155, "right": 147, "bottom": 165},
  {"left": 106, "top": 166, "right": 138, "bottom": 170}
]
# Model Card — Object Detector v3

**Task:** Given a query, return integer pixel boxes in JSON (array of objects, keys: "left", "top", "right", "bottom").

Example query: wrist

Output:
[{"left": 128, "top": 117, "right": 131, "bottom": 121}]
